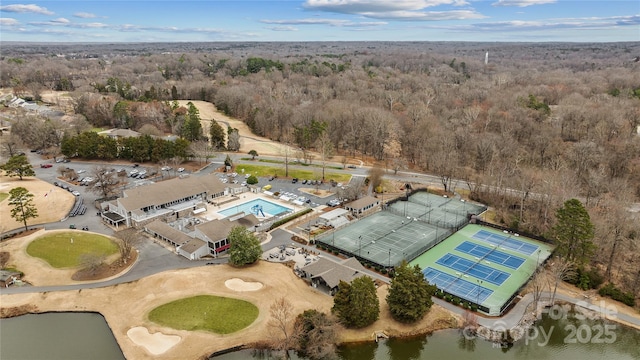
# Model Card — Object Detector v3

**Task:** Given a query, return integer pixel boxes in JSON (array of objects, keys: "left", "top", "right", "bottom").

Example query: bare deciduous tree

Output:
[
  {"left": 268, "top": 297, "right": 296, "bottom": 352},
  {"left": 80, "top": 252, "right": 106, "bottom": 276},
  {"left": 114, "top": 229, "right": 140, "bottom": 265},
  {"left": 547, "top": 257, "right": 576, "bottom": 306},
  {"left": 88, "top": 165, "right": 120, "bottom": 199}
]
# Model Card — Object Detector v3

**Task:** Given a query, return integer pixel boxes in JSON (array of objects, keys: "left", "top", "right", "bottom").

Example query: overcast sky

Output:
[{"left": 0, "top": 1, "right": 638, "bottom": 43}]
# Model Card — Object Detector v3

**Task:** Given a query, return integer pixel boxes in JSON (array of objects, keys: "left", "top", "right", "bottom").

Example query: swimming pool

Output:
[{"left": 218, "top": 198, "right": 292, "bottom": 218}]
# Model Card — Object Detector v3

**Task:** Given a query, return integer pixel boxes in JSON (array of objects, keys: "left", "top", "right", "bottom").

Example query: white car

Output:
[
  {"left": 77, "top": 169, "right": 86, "bottom": 174},
  {"left": 177, "top": 167, "right": 185, "bottom": 172},
  {"left": 161, "top": 166, "right": 170, "bottom": 171},
  {"left": 72, "top": 190, "right": 80, "bottom": 196}
]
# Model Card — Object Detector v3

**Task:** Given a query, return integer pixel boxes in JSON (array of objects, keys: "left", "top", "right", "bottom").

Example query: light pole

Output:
[
  {"left": 358, "top": 235, "right": 362, "bottom": 256},
  {"left": 476, "top": 279, "right": 483, "bottom": 307},
  {"left": 388, "top": 249, "right": 391, "bottom": 268}
]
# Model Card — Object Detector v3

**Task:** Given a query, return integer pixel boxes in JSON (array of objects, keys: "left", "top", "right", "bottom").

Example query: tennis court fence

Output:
[{"left": 385, "top": 206, "right": 469, "bottom": 231}]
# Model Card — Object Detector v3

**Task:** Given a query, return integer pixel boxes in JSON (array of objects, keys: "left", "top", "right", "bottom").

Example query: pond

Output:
[
  {"left": 212, "top": 312, "right": 640, "bottom": 360},
  {"left": 0, "top": 312, "right": 125, "bottom": 360}
]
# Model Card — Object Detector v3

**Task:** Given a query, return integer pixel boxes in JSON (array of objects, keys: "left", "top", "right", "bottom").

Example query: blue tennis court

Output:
[
  {"left": 436, "top": 253, "right": 510, "bottom": 285},
  {"left": 455, "top": 241, "right": 525, "bottom": 270},
  {"left": 423, "top": 267, "right": 493, "bottom": 303},
  {"left": 472, "top": 229, "right": 539, "bottom": 255}
]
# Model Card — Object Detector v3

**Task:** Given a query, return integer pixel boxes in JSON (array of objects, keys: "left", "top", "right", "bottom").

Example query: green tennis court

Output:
[
  {"left": 315, "top": 191, "right": 486, "bottom": 268},
  {"left": 411, "top": 223, "right": 554, "bottom": 316}
]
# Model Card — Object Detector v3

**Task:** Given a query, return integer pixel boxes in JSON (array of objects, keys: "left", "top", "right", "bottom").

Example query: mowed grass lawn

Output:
[
  {"left": 149, "top": 295, "right": 259, "bottom": 334},
  {"left": 236, "top": 164, "right": 351, "bottom": 183},
  {"left": 26, "top": 231, "right": 119, "bottom": 268}
]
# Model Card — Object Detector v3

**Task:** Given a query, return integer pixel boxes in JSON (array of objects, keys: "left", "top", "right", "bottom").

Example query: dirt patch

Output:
[
  {"left": 0, "top": 304, "right": 38, "bottom": 318},
  {"left": 176, "top": 100, "right": 296, "bottom": 157},
  {"left": 72, "top": 251, "right": 137, "bottom": 281},
  {"left": 0, "top": 175, "right": 75, "bottom": 233},
  {"left": 299, "top": 188, "right": 334, "bottom": 198}
]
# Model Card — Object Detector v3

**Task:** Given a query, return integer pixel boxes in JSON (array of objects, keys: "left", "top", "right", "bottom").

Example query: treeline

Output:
[{"left": 60, "top": 132, "right": 190, "bottom": 163}]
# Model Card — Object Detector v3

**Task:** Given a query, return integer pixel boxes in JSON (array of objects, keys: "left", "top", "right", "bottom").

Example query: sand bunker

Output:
[
  {"left": 224, "top": 278, "right": 263, "bottom": 292},
  {"left": 127, "top": 327, "right": 181, "bottom": 356}
]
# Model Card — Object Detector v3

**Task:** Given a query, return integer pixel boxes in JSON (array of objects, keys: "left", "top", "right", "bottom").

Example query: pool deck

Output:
[{"left": 198, "top": 191, "right": 304, "bottom": 222}]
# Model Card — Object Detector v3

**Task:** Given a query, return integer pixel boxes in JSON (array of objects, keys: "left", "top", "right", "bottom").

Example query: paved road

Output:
[
  {"left": 0, "top": 237, "right": 216, "bottom": 295},
  {"left": 435, "top": 291, "right": 640, "bottom": 330}
]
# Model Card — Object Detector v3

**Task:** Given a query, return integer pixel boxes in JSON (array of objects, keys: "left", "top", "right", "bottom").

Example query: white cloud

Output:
[
  {"left": 304, "top": 0, "right": 469, "bottom": 13},
  {"left": 0, "top": 4, "right": 53, "bottom": 15},
  {"left": 302, "top": 0, "right": 483, "bottom": 21},
  {"left": 492, "top": 0, "right": 556, "bottom": 7},
  {"left": 261, "top": 18, "right": 387, "bottom": 27},
  {"left": 361, "top": 10, "right": 485, "bottom": 20},
  {"left": 0, "top": 17, "right": 19, "bottom": 26},
  {"left": 29, "top": 20, "right": 108, "bottom": 29},
  {"left": 73, "top": 12, "right": 97, "bottom": 19},
  {"left": 267, "top": 25, "right": 299, "bottom": 31},
  {"left": 51, "top": 18, "right": 70, "bottom": 24},
  {"left": 433, "top": 14, "right": 640, "bottom": 33}
]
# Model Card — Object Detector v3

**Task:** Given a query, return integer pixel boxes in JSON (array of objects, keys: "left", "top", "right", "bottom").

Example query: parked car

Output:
[
  {"left": 40, "top": 164, "right": 52, "bottom": 168},
  {"left": 72, "top": 190, "right": 80, "bottom": 196},
  {"left": 347, "top": 165, "right": 357, "bottom": 169},
  {"left": 327, "top": 199, "right": 341, "bottom": 207},
  {"left": 292, "top": 178, "right": 298, "bottom": 184},
  {"left": 177, "top": 167, "right": 185, "bottom": 172}
]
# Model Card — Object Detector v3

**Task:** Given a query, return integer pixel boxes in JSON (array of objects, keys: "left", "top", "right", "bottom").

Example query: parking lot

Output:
[{"left": 255, "top": 176, "right": 342, "bottom": 208}]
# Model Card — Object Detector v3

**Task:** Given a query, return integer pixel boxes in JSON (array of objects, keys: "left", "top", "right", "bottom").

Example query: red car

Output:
[{"left": 40, "top": 164, "right": 52, "bottom": 168}]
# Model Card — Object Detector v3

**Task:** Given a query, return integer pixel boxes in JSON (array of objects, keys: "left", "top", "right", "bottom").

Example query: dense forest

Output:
[{"left": 1, "top": 41, "right": 639, "bottom": 301}]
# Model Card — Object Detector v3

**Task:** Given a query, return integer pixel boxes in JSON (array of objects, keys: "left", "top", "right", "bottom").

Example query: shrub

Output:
[
  {"left": 566, "top": 267, "right": 603, "bottom": 290},
  {"left": 598, "top": 283, "right": 635, "bottom": 307},
  {"left": 269, "top": 208, "right": 312, "bottom": 230}
]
